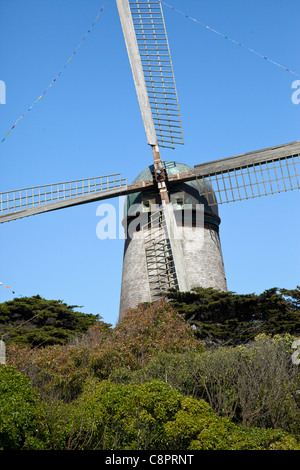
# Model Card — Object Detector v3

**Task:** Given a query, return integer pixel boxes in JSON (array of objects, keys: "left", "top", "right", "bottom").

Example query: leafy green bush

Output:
[
  {"left": 164, "top": 395, "right": 300, "bottom": 450},
  {"left": 2, "top": 289, "right": 300, "bottom": 450},
  {"left": 128, "top": 334, "right": 300, "bottom": 436},
  {"left": 0, "top": 366, "right": 45, "bottom": 449},
  {"left": 57, "top": 380, "right": 300, "bottom": 450},
  {"left": 89, "top": 299, "right": 202, "bottom": 379}
]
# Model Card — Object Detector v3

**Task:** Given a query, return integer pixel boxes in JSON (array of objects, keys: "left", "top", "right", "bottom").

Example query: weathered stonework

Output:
[
  {"left": 119, "top": 235, "right": 150, "bottom": 319},
  {"left": 118, "top": 162, "right": 227, "bottom": 322},
  {"left": 180, "top": 223, "right": 227, "bottom": 291},
  {"left": 119, "top": 221, "right": 227, "bottom": 321}
]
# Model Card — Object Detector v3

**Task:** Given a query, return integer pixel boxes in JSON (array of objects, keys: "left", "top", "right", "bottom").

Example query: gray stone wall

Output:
[
  {"left": 181, "top": 223, "right": 227, "bottom": 292},
  {"left": 118, "top": 222, "right": 227, "bottom": 322},
  {"left": 119, "top": 234, "right": 151, "bottom": 321}
]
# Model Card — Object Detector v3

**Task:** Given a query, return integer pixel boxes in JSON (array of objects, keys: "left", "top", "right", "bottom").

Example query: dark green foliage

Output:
[
  {"left": 167, "top": 286, "right": 300, "bottom": 346},
  {"left": 0, "top": 295, "right": 99, "bottom": 347},
  {"left": 1, "top": 288, "right": 300, "bottom": 450},
  {"left": 43, "top": 379, "right": 299, "bottom": 450},
  {"left": 129, "top": 334, "right": 300, "bottom": 434}
]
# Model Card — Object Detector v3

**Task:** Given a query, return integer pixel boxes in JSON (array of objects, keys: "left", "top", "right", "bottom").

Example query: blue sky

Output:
[{"left": 1, "top": 0, "right": 299, "bottom": 327}]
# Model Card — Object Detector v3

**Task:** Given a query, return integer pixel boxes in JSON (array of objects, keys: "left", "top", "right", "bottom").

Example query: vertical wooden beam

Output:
[
  {"left": 152, "top": 144, "right": 170, "bottom": 204},
  {"left": 116, "top": 0, "right": 157, "bottom": 146},
  {"left": 0, "top": 340, "right": 6, "bottom": 365}
]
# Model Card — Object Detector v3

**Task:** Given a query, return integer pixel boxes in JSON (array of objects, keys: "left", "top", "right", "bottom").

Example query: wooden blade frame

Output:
[
  {"left": 116, "top": 0, "right": 184, "bottom": 206},
  {"left": 116, "top": 0, "right": 157, "bottom": 147},
  {"left": 165, "top": 141, "right": 300, "bottom": 204},
  {"left": 0, "top": 174, "right": 155, "bottom": 223},
  {"left": 3, "top": 142, "right": 298, "bottom": 223},
  {"left": 116, "top": 0, "right": 183, "bottom": 150},
  {"left": 193, "top": 141, "right": 300, "bottom": 204}
]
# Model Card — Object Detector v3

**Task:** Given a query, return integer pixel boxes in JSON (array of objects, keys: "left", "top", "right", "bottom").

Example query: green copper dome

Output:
[
  {"left": 125, "top": 161, "right": 219, "bottom": 221},
  {"left": 132, "top": 161, "right": 193, "bottom": 183}
]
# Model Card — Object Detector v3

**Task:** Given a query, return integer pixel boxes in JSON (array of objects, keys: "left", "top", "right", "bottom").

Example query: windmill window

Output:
[
  {"left": 176, "top": 197, "right": 184, "bottom": 207},
  {"left": 143, "top": 200, "right": 151, "bottom": 212}
]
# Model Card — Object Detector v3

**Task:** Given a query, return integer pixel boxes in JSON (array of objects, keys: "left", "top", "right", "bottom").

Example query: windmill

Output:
[{"left": 1, "top": 0, "right": 299, "bottom": 322}]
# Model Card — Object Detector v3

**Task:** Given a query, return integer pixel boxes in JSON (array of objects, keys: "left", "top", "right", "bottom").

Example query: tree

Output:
[
  {"left": 6, "top": 300, "right": 201, "bottom": 400},
  {"left": 167, "top": 286, "right": 300, "bottom": 346},
  {"left": 6, "top": 322, "right": 113, "bottom": 402},
  {"left": 0, "top": 295, "right": 100, "bottom": 347},
  {"left": 89, "top": 299, "right": 203, "bottom": 379}
]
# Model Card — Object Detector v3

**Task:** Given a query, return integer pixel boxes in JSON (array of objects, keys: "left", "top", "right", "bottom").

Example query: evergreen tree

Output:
[
  {"left": 167, "top": 286, "right": 300, "bottom": 346},
  {"left": 0, "top": 295, "right": 100, "bottom": 347}
]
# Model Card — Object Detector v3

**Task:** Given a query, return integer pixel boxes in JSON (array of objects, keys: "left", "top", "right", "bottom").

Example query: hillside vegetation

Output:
[{"left": 0, "top": 287, "right": 299, "bottom": 450}]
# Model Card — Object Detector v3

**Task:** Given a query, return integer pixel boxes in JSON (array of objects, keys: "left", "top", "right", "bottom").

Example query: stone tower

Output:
[{"left": 119, "top": 161, "right": 227, "bottom": 321}]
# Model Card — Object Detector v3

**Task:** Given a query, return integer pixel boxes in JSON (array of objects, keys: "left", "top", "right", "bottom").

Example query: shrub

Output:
[
  {"left": 67, "top": 380, "right": 300, "bottom": 450},
  {"left": 0, "top": 366, "right": 45, "bottom": 449}
]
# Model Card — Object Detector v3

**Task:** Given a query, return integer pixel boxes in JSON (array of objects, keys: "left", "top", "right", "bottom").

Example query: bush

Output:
[
  {"left": 59, "top": 380, "right": 300, "bottom": 450},
  {"left": 89, "top": 299, "right": 203, "bottom": 379},
  {"left": 0, "top": 366, "right": 45, "bottom": 449},
  {"left": 130, "top": 334, "right": 300, "bottom": 435},
  {"left": 164, "top": 395, "right": 300, "bottom": 450}
]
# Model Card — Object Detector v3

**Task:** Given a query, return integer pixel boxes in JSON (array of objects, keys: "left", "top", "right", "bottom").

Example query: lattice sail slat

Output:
[
  {"left": 117, "top": 0, "right": 184, "bottom": 149},
  {"left": 0, "top": 174, "right": 129, "bottom": 223},
  {"left": 0, "top": 174, "right": 126, "bottom": 216},
  {"left": 194, "top": 142, "right": 300, "bottom": 204}
]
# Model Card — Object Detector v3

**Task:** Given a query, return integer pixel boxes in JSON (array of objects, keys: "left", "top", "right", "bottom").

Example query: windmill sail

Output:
[
  {"left": 116, "top": 0, "right": 189, "bottom": 294},
  {"left": 0, "top": 174, "right": 156, "bottom": 223},
  {"left": 193, "top": 141, "right": 300, "bottom": 204},
  {"left": 164, "top": 141, "right": 300, "bottom": 204},
  {"left": 116, "top": 0, "right": 184, "bottom": 149}
]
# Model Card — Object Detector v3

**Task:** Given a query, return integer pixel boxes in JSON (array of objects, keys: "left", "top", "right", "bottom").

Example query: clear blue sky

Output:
[{"left": 1, "top": 0, "right": 299, "bottom": 327}]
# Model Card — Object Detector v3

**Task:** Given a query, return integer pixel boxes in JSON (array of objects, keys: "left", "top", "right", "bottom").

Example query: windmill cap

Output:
[{"left": 125, "top": 161, "right": 219, "bottom": 220}]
